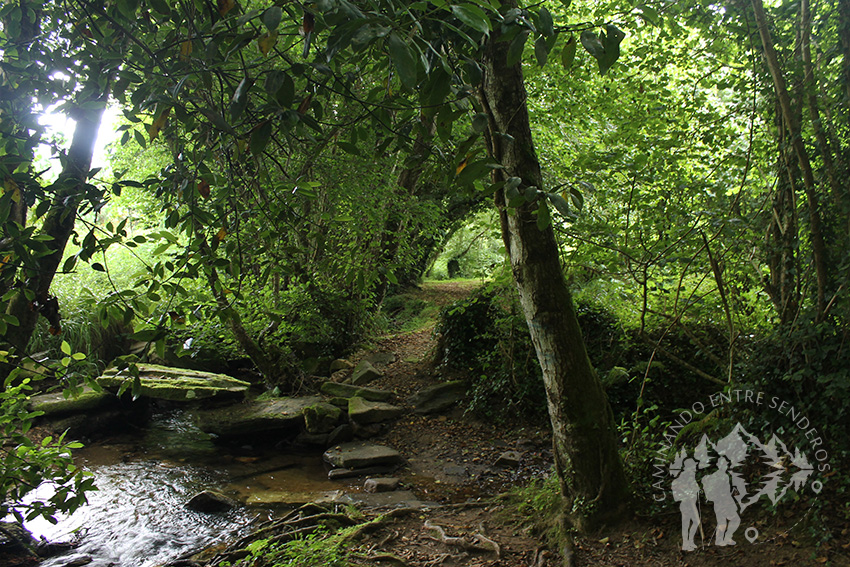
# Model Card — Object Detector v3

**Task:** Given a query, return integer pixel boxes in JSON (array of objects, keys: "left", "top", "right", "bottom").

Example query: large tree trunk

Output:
[{"left": 479, "top": 10, "right": 629, "bottom": 531}]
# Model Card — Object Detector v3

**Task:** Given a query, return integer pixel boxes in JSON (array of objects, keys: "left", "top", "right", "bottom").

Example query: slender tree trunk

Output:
[
  {"left": 194, "top": 224, "right": 284, "bottom": 387},
  {"left": 4, "top": 93, "right": 108, "bottom": 354},
  {"left": 479, "top": 8, "right": 629, "bottom": 531},
  {"left": 800, "top": 0, "right": 842, "bottom": 201},
  {"left": 751, "top": 0, "right": 829, "bottom": 320}
]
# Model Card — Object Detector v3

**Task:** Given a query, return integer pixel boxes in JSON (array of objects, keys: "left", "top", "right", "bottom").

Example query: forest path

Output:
[{"left": 333, "top": 280, "right": 840, "bottom": 567}]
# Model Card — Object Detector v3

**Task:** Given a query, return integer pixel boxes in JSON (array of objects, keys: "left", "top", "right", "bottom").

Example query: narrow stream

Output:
[{"left": 20, "top": 409, "right": 348, "bottom": 567}]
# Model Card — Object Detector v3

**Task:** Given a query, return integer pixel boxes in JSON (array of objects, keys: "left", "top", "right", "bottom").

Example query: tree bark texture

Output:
[{"left": 479, "top": 13, "right": 629, "bottom": 531}]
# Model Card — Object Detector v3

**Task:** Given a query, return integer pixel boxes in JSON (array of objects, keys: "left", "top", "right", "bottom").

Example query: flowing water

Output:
[{"left": 19, "top": 409, "right": 349, "bottom": 567}]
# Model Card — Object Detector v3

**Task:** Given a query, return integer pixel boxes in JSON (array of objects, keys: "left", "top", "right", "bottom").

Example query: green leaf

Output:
[
  {"left": 507, "top": 31, "right": 530, "bottom": 66},
  {"left": 580, "top": 30, "right": 605, "bottom": 59},
  {"left": 61, "top": 341, "right": 71, "bottom": 355},
  {"left": 569, "top": 186, "right": 584, "bottom": 210},
  {"left": 388, "top": 32, "right": 418, "bottom": 90},
  {"left": 524, "top": 186, "right": 539, "bottom": 202},
  {"left": 547, "top": 192, "right": 573, "bottom": 219},
  {"left": 117, "top": 0, "right": 139, "bottom": 19},
  {"left": 451, "top": 5, "right": 491, "bottom": 35},
  {"left": 581, "top": 25, "right": 625, "bottom": 75},
  {"left": 534, "top": 36, "right": 549, "bottom": 66},
  {"left": 337, "top": 142, "right": 361, "bottom": 155},
  {"left": 471, "top": 113, "right": 489, "bottom": 133},
  {"left": 250, "top": 120, "right": 273, "bottom": 156},
  {"left": 262, "top": 6, "right": 282, "bottom": 31},
  {"left": 71, "top": 352, "right": 86, "bottom": 361},
  {"left": 539, "top": 6, "right": 554, "bottom": 37},
  {"left": 149, "top": 0, "right": 170, "bottom": 16},
  {"left": 464, "top": 60, "right": 483, "bottom": 86},
  {"left": 92, "top": 262, "right": 105, "bottom": 272},
  {"left": 561, "top": 35, "right": 576, "bottom": 69},
  {"left": 231, "top": 78, "right": 254, "bottom": 121},
  {"left": 638, "top": 4, "right": 659, "bottom": 26},
  {"left": 536, "top": 199, "right": 551, "bottom": 230}
]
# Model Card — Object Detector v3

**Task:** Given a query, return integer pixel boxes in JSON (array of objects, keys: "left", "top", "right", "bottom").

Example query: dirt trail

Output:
[{"left": 339, "top": 281, "right": 848, "bottom": 567}]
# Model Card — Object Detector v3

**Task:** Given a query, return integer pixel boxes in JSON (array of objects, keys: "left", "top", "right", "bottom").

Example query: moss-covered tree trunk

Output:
[{"left": 479, "top": 6, "right": 629, "bottom": 531}]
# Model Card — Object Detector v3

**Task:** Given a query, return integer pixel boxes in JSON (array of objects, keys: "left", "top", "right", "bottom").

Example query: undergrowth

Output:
[{"left": 500, "top": 473, "right": 569, "bottom": 551}]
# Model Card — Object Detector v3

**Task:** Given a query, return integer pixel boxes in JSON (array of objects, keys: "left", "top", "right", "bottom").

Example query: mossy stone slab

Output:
[
  {"left": 348, "top": 397, "right": 404, "bottom": 425},
  {"left": 97, "top": 364, "right": 250, "bottom": 401},
  {"left": 195, "top": 396, "right": 323, "bottom": 436},
  {"left": 28, "top": 387, "right": 117, "bottom": 417},
  {"left": 319, "top": 381, "right": 392, "bottom": 402},
  {"left": 323, "top": 442, "right": 403, "bottom": 469}
]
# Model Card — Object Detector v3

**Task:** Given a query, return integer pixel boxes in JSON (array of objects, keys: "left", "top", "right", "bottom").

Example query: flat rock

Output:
[
  {"left": 364, "top": 477, "right": 400, "bottom": 493},
  {"left": 409, "top": 381, "right": 466, "bottom": 414},
  {"left": 348, "top": 361, "right": 383, "bottom": 386},
  {"left": 320, "top": 381, "right": 393, "bottom": 402},
  {"left": 28, "top": 387, "right": 116, "bottom": 416},
  {"left": 323, "top": 442, "right": 403, "bottom": 469},
  {"left": 195, "top": 396, "right": 322, "bottom": 437},
  {"left": 98, "top": 364, "right": 250, "bottom": 401},
  {"left": 244, "top": 490, "right": 340, "bottom": 506},
  {"left": 348, "top": 397, "right": 404, "bottom": 425},
  {"left": 362, "top": 352, "right": 396, "bottom": 366}
]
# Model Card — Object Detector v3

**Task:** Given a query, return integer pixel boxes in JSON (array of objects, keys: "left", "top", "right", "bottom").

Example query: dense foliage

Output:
[{"left": 0, "top": 0, "right": 848, "bottom": 531}]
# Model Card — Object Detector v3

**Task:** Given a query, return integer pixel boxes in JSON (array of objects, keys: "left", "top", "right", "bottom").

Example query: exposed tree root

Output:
[{"left": 423, "top": 519, "right": 500, "bottom": 555}]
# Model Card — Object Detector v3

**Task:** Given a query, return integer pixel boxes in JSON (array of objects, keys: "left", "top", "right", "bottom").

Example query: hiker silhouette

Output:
[
  {"left": 671, "top": 457, "right": 700, "bottom": 551},
  {"left": 701, "top": 456, "right": 741, "bottom": 546}
]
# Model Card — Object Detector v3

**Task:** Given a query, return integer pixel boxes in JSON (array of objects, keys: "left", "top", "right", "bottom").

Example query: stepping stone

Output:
[
  {"left": 195, "top": 396, "right": 322, "bottom": 437},
  {"left": 348, "top": 397, "right": 404, "bottom": 425},
  {"left": 320, "top": 381, "right": 393, "bottom": 402},
  {"left": 348, "top": 361, "right": 383, "bottom": 385},
  {"left": 409, "top": 381, "right": 466, "bottom": 414},
  {"left": 98, "top": 364, "right": 250, "bottom": 401},
  {"left": 364, "top": 477, "right": 400, "bottom": 493},
  {"left": 323, "top": 442, "right": 403, "bottom": 469},
  {"left": 28, "top": 387, "right": 116, "bottom": 416}
]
